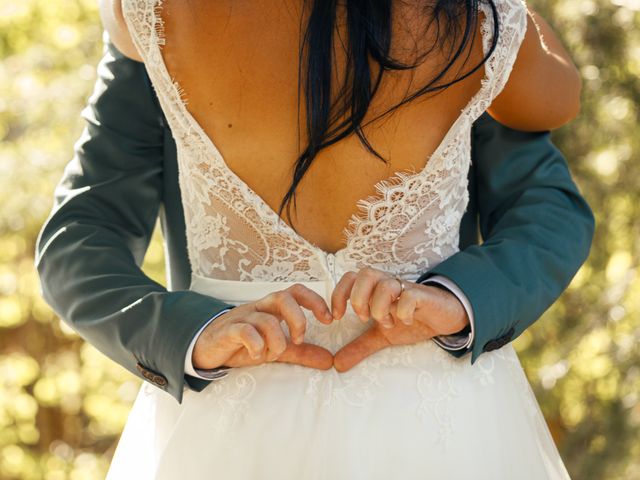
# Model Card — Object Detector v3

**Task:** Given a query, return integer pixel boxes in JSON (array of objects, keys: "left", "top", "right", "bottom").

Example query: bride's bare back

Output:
[
  {"left": 161, "top": 1, "right": 491, "bottom": 253},
  {"left": 102, "top": 0, "right": 579, "bottom": 254},
  {"left": 106, "top": 0, "right": 487, "bottom": 253}
]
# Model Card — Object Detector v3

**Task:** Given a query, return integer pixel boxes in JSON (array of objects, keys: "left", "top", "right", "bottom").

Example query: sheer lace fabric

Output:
[
  {"left": 106, "top": 1, "right": 572, "bottom": 479},
  {"left": 122, "top": 0, "right": 527, "bottom": 284}
]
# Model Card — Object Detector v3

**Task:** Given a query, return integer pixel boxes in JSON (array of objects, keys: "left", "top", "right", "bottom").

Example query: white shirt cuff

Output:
[
  {"left": 422, "top": 275, "right": 475, "bottom": 351},
  {"left": 184, "top": 308, "right": 234, "bottom": 379}
]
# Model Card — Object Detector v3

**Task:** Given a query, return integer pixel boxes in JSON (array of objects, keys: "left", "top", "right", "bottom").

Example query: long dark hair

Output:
[{"left": 277, "top": 0, "right": 499, "bottom": 229}]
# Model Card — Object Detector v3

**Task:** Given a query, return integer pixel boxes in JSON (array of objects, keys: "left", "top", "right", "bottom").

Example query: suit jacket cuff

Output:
[
  {"left": 420, "top": 275, "right": 475, "bottom": 351},
  {"left": 184, "top": 307, "right": 235, "bottom": 379}
]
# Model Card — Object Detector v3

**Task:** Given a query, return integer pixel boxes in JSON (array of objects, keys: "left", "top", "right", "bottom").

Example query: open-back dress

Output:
[{"left": 106, "top": 1, "right": 571, "bottom": 478}]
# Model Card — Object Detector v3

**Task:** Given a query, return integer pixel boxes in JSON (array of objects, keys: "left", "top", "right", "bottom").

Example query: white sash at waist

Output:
[{"left": 189, "top": 273, "right": 335, "bottom": 306}]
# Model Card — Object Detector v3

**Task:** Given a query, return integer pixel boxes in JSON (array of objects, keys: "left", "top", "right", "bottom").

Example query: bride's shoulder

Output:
[{"left": 99, "top": 0, "right": 143, "bottom": 62}]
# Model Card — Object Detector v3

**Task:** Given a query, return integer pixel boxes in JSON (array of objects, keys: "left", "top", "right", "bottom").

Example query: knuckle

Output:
[
  {"left": 404, "top": 288, "right": 420, "bottom": 303},
  {"left": 253, "top": 311, "right": 272, "bottom": 324},
  {"left": 380, "top": 278, "right": 396, "bottom": 295},
  {"left": 247, "top": 311, "right": 267, "bottom": 324},
  {"left": 240, "top": 323, "right": 254, "bottom": 336},
  {"left": 336, "top": 272, "right": 357, "bottom": 288},
  {"left": 271, "top": 290, "right": 287, "bottom": 304},
  {"left": 361, "top": 266, "right": 377, "bottom": 277},
  {"left": 351, "top": 301, "right": 367, "bottom": 315},
  {"left": 287, "top": 283, "right": 305, "bottom": 295},
  {"left": 344, "top": 270, "right": 358, "bottom": 281},
  {"left": 285, "top": 290, "right": 299, "bottom": 305},
  {"left": 350, "top": 300, "right": 362, "bottom": 311},
  {"left": 385, "top": 276, "right": 398, "bottom": 288}
]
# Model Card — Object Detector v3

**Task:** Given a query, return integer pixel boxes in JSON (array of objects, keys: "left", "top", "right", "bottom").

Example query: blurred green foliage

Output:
[{"left": 0, "top": 0, "right": 638, "bottom": 478}]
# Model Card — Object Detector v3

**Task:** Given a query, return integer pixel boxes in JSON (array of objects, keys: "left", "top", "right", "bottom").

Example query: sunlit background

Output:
[{"left": 1, "top": 0, "right": 638, "bottom": 478}]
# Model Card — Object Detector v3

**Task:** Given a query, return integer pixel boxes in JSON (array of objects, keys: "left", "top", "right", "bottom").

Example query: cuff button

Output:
[
  {"left": 482, "top": 327, "right": 516, "bottom": 352},
  {"left": 136, "top": 362, "right": 168, "bottom": 387}
]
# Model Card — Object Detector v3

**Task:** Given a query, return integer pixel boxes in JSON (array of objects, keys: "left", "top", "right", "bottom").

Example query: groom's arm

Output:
[
  {"left": 34, "top": 39, "right": 235, "bottom": 404},
  {"left": 416, "top": 114, "right": 595, "bottom": 363}
]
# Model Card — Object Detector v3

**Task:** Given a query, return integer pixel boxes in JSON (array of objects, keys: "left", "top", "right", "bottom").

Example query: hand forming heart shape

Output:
[
  {"left": 192, "top": 266, "right": 470, "bottom": 374},
  {"left": 330, "top": 266, "right": 470, "bottom": 372}
]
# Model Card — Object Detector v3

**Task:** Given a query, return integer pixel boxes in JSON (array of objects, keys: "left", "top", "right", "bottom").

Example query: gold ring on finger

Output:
[{"left": 393, "top": 275, "right": 405, "bottom": 302}]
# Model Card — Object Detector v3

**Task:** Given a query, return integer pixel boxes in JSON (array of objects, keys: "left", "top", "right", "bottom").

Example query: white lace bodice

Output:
[
  {"left": 108, "top": 7, "right": 571, "bottom": 471},
  {"left": 122, "top": 0, "right": 528, "bottom": 284}
]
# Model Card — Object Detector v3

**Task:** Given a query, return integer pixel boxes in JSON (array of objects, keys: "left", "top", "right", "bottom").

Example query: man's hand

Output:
[
  {"left": 192, "top": 284, "right": 335, "bottom": 372},
  {"left": 193, "top": 268, "right": 470, "bottom": 375},
  {"left": 331, "top": 267, "right": 470, "bottom": 372}
]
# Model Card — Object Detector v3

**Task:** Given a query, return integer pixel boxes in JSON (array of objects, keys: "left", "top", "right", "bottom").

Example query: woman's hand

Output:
[
  {"left": 192, "top": 284, "right": 335, "bottom": 371},
  {"left": 330, "top": 267, "right": 470, "bottom": 372}
]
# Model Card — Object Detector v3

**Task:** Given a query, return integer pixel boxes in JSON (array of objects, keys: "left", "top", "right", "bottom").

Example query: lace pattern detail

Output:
[
  {"left": 122, "top": 0, "right": 528, "bottom": 283},
  {"left": 122, "top": 0, "right": 529, "bottom": 441}
]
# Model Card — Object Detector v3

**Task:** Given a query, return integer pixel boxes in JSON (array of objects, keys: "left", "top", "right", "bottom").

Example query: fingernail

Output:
[
  {"left": 325, "top": 312, "right": 333, "bottom": 322},
  {"left": 383, "top": 322, "right": 393, "bottom": 329}
]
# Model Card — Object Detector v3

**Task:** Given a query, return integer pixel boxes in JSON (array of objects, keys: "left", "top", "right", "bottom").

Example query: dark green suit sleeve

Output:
[
  {"left": 416, "top": 114, "right": 595, "bottom": 363},
  {"left": 34, "top": 42, "right": 235, "bottom": 404}
]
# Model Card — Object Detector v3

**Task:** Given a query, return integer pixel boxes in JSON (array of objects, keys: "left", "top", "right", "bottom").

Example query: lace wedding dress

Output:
[{"left": 106, "top": 0, "right": 571, "bottom": 478}]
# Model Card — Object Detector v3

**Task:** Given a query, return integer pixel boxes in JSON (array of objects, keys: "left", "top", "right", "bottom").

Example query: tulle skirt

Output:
[{"left": 105, "top": 274, "right": 571, "bottom": 480}]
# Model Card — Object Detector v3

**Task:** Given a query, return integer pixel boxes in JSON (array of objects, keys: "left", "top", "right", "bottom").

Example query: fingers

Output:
[
  {"left": 369, "top": 277, "right": 403, "bottom": 328},
  {"left": 350, "top": 267, "right": 385, "bottom": 322},
  {"left": 222, "top": 312, "right": 292, "bottom": 364},
  {"left": 277, "top": 342, "right": 334, "bottom": 370},
  {"left": 204, "top": 278, "right": 425, "bottom": 373},
  {"left": 285, "top": 283, "right": 334, "bottom": 325},
  {"left": 333, "top": 327, "right": 390, "bottom": 373},
  {"left": 331, "top": 271, "right": 357, "bottom": 320},
  {"left": 225, "top": 316, "right": 334, "bottom": 370},
  {"left": 205, "top": 284, "right": 333, "bottom": 369},
  {"left": 332, "top": 268, "right": 406, "bottom": 329},
  {"left": 332, "top": 267, "right": 388, "bottom": 322},
  {"left": 225, "top": 322, "right": 266, "bottom": 360},
  {"left": 256, "top": 284, "right": 332, "bottom": 344},
  {"left": 256, "top": 290, "right": 307, "bottom": 345},
  {"left": 221, "top": 310, "right": 289, "bottom": 363},
  {"left": 246, "top": 312, "right": 288, "bottom": 361},
  {"left": 392, "top": 285, "right": 419, "bottom": 326}
]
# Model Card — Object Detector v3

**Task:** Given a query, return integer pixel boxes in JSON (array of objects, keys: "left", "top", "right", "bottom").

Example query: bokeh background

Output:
[{"left": 1, "top": 0, "right": 638, "bottom": 478}]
